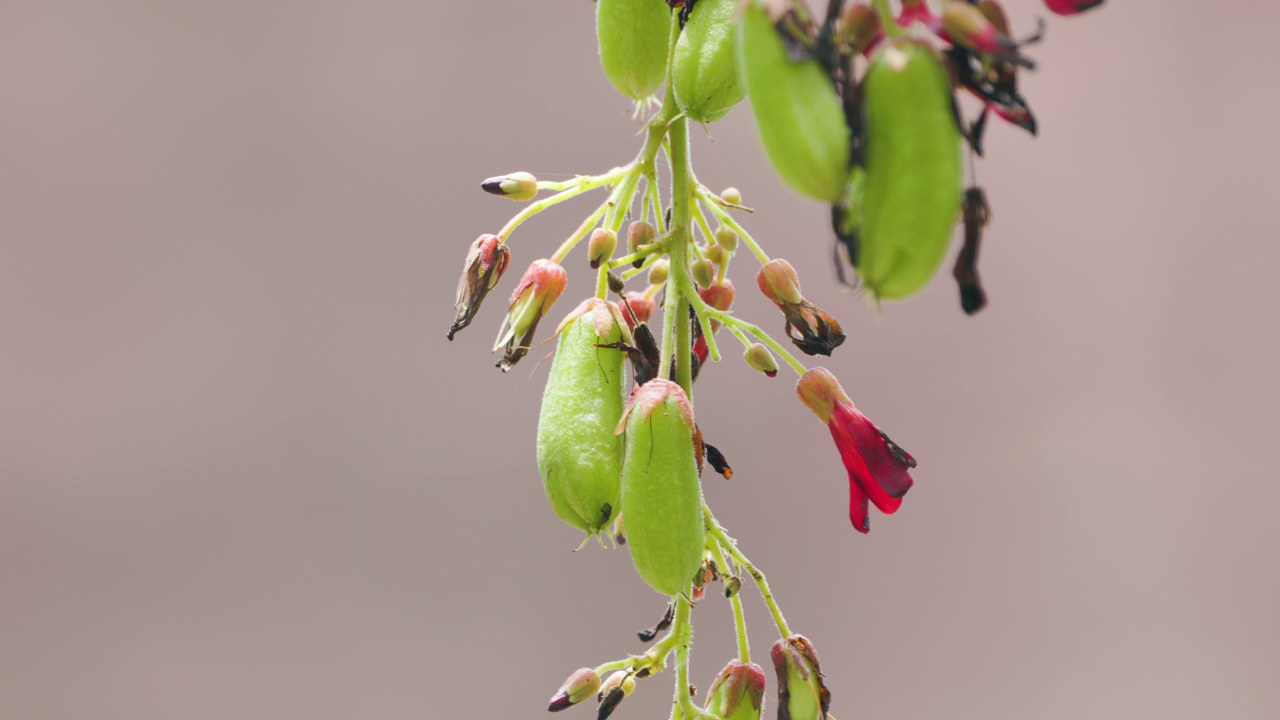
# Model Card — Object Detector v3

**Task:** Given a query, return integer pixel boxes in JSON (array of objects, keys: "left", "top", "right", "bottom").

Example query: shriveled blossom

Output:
[
  {"left": 757, "top": 260, "right": 846, "bottom": 357},
  {"left": 796, "top": 367, "right": 916, "bottom": 533},
  {"left": 447, "top": 234, "right": 510, "bottom": 341}
]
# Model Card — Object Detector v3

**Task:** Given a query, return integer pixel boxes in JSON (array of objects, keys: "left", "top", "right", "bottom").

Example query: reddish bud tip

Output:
[
  {"left": 699, "top": 279, "right": 736, "bottom": 313},
  {"left": 1044, "top": 0, "right": 1104, "bottom": 16},
  {"left": 744, "top": 344, "right": 779, "bottom": 377},
  {"left": 617, "top": 291, "right": 655, "bottom": 331},
  {"left": 548, "top": 668, "right": 601, "bottom": 711}
]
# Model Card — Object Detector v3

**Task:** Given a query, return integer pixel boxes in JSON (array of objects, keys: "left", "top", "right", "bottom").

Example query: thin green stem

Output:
[
  {"left": 668, "top": 118, "right": 694, "bottom": 396},
  {"left": 671, "top": 594, "right": 716, "bottom": 720},
  {"left": 705, "top": 505, "right": 792, "bottom": 638},
  {"left": 551, "top": 198, "right": 612, "bottom": 264},
  {"left": 685, "top": 290, "right": 808, "bottom": 377},
  {"left": 498, "top": 169, "right": 626, "bottom": 242},
  {"left": 709, "top": 540, "right": 750, "bottom": 663}
]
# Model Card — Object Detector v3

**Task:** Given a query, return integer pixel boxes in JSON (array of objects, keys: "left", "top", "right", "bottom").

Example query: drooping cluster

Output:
[{"left": 450, "top": 1, "right": 1103, "bottom": 717}]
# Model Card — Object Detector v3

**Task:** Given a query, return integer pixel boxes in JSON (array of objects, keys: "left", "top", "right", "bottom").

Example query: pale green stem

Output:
[
  {"left": 872, "top": 0, "right": 905, "bottom": 37},
  {"left": 705, "top": 505, "right": 792, "bottom": 638},
  {"left": 622, "top": 251, "right": 666, "bottom": 282},
  {"left": 685, "top": 290, "right": 808, "bottom": 377},
  {"left": 709, "top": 540, "right": 750, "bottom": 663},
  {"left": 499, "top": 169, "right": 627, "bottom": 242},
  {"left": 671, "top": 594, "right": 717, "bottom": 720}
]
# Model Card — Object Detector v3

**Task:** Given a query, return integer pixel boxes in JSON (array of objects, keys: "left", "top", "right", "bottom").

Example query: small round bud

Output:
[
  {"left": 757, "top": 259, "right": 803, "bottom": 306},
  {"left": 720, "top": 187, "right": 742, "bottom": 205},
  {"left": 743, "top": 344, "right": 778, "bottom": 377},
  {"left": 704, "top": 244, "right": 726, "bottom": 265},
  {"left": 691, "top": 259, "right": 715, "bottom": 289},
  {"left": 714, "top": 227, "right": 739, "bottom": 253},
  {"left": 648, "top": 258, "right": 670, "bottom": 286},
  {"left": 588, "top": 228, "right": 618, "bottom": 269},
  {"left": 480, "top": 171, "right": 538, "bottom": 202},
  {"left": 627, "top": 220, "right": 656, "bottom": 253}
]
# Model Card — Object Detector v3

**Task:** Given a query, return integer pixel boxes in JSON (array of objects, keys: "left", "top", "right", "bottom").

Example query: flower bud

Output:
[
  {"left": 548, "top": 667, "right": 601, "bottom": 712},
  {"left": 714, "top": 227, "right": 739, "bottom": 253},
  {"left": 840, "top": 3, "right": 881, "bottom": 54},
  {"left": 757, "top": 261, "right": 846, "bottom": 356},
  {"left": 977, "top": 0, "right": 1010, "bottom": 35},
  {"left": 617, "top": 379, "right": 706, "bottom": 596},
  {"left": 699, "top": 279, "right": 736, "bottom": 313},
  {"left": 898, "top": 0, "right": 941, "bottom": 34},
  {"left": 691, "top": 258, "right": 715, "bottom": 289},
  {"left": 588, "top": 228, "right": 618, "bottom": 269},
  {"left": 720, "top": 187, "right": 742, "bottom": 205},
  {"left": 743, "top": 343, "right": 778, "bottom": 378},
  {"left": 771, "top": 636, "right": 831, "bottom": 720},
  {"left": 628, "top": 220, "right": 656, "bottom": 254},
  {"left": 493, "top": 259, "right": 567, "bottom": 371},
  {"left": 704, "top": 661, "right": 767, "bottom": 720},
  {"left": 648, "top": 258, "right": 670, "bottom": 286},
  {"left": 480, "top": 171, "right": 538, "bottom": 202},
  {"left": 1044, "top": 0, "right": 1104, "bottom": 16},
  {"left": 942, "top": 1, "right": 1031, "bottom": 67},
  {"left": 757, "top": 259, "right": 803, "bottom": 306},
  {"left": 448, "top": 234, "right": 511, "bottom": 341},
  {"left": 617, "top": 291, "right": 655, "bottom": 331},
  {"left": 704, "top": 244, "right": 726, "bottom": 266},
  {"left": 597, "top": 671, "right": 637, "bottom": 720}
]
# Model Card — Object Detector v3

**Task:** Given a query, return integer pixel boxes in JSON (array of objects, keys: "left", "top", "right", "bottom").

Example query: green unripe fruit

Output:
[
  {"left": 858, "top": 39, "right": 963, "bottom": 300},
  {"left": 737, "top": 3, "right": 849, "bottom": 203},
  {"left": 537, "top": 300, "right": 629, "bottom": 535},
  {"left": 597, "top": 0, "right": 671, "bottom": 101},
  {"left": 618, "top": 379, "right": 706, "bottom": 596},
  {"left": 673, "top": 0, "right": 745, "bottom": 123}
]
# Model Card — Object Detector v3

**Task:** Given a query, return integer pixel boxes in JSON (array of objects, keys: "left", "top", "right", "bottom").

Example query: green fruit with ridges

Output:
[
  {"left": 858, "top": 38, "right": 963, "bottom": 300},
  {"left": 673, "top": 0, "right": 744, "bottom": 123},
  {"left": 597, "top": 0, "right": 671, "bottom": 101},
  {"left": 737, "top": 3, "right": 849, "bottom": 203},
  {"left": 537, "top": 299, "right": 629, "bottom": 535},
  {"left": 618, "top": 379, "right": 706, "bottom": 596}
]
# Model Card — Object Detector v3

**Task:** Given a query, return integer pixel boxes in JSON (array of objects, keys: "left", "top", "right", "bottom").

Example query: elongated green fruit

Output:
[
  {"left": 617, "top": 379, "right": 706, "bottom": 596},
  {"left": 672, "top": 0, "right": 744, "bottom": 123},
  {"left": 859, "top": 38, "right": 963, "bottom": 300},
  {"left": 737, "top": 3, "right": 849, "bottom": 203},
  {"left": 537, "top": 299, "right": 629, "bottom": 535},
  {"left": 597, "top": 0, "right": 671, "bottom": 101}
]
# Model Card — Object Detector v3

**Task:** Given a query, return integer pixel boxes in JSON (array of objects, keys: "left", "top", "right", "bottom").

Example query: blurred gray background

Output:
[{"left": 2, "top": 1, "right": 1278, "bottom": 718}]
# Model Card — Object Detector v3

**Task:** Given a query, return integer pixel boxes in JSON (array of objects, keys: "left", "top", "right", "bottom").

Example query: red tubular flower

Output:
[
  {"left": 796, "top": 368, "right": 916, "bottom": 534},
  {"left": 1044, "top": 0, "right": 1104, "bottom": 16}
]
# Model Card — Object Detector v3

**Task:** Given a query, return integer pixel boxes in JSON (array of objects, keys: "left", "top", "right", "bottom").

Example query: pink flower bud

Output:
[
  {"left": 699, "top": 279, "right": 736, "bottom": 313},
  {"left": 548, "top": 667, "right": 601, "bottom": 712},
  {"left": 1044, "top": 0, "right": 1104, "bottom": 16},
  {"left": 757, "top": 259, "right": 803, "bottom": 306},
  {"left": 448, "top": 234, "right": 511, "bottom": 341},
  {"left": 492, "top": 259, "right": 567, "bottom": 371},
  {"left": 898, "top": 0, "right": 942, "bottom": 34},
  {"left": 743, "top": 343, "right": 778, "bottom": 378},
  {"left": 942, "top": 1, "right": 1032, "bottom": 68},
  {"left": 616, "top": 291, "right": 655, "bottom": 332},
  {"left": 797, "top": 368, "right": 915, "bottom": 533}
]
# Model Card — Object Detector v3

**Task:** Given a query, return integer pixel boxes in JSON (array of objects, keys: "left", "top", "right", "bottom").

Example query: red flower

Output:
[{"left": 796, "top": 368, "right": 916, "bottom": 533}]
